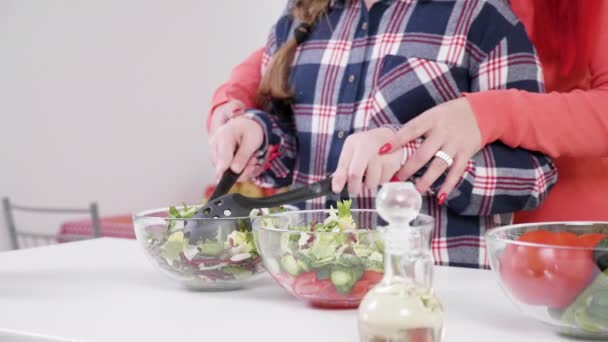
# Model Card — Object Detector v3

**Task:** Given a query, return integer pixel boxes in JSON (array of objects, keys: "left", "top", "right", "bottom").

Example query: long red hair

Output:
[{"left": 531, "top": 0, "right": 602, "bottom": 83}]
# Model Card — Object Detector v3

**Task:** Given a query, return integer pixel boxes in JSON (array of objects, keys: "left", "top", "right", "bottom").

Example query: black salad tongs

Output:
[{"left": 184, "top": 172, "right": 336, "bottom": 242}]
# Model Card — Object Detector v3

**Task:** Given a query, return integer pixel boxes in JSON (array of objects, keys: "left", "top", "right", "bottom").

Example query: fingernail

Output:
[
  {"left": 378, "top": 143, "right": 392, "bottom": 155},
  {"left": 390, "top": 175, "right": 400, "bottom": 182},
  {"left": 438, "top": 193, "right": 447, "bottom": 206}
]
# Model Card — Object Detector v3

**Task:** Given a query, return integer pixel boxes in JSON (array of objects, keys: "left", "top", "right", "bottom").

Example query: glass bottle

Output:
[{"left": 358, "top": 182, "right": 444, "bottom": 342}]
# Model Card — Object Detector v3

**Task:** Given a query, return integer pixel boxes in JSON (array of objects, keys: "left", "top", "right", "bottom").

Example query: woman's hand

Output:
[
  {"left": 209, "top": 116, "right": 264, "bottom": 181},
  {"left": 332, "top": 128, "right": 403, "bottom": 195},
  {"left": 379, "top": 98, "right": 483, "bottom": 202},
  {"left": 208, "top": 100, "right": 246, "bottom": 135}
]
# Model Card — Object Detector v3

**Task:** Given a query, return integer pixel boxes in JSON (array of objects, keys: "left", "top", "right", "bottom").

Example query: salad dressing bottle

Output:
[{"left": 358, "top": 182, "right": 444, "bottom": 342}]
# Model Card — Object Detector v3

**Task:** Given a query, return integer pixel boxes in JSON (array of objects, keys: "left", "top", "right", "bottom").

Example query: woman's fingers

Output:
[
  {"left": 230, "top": 120, "right": 264, "bottom": 174},
  {"left": 414, "top": 148, "right": 454, "bottom": 194},
  {"left": 379, "top": 115, "right": 431, "bottom": 155},
  {"left": 215, "top": 132, "right": 237, "bottom": 179},
  {"left": 332, "top": 141, "right": 353, "bottom": 193},
  {"left": 364, "top": 158, "right": 382, "bottom": 192},
  {"left": 396, "top": 133, "right": 443, "bottom": 181},
  {"left": 347, "top": 146, "right": 370, "bottom": 196},
  {"left": 437, "top": 155, "right": 469, "bottom": 202},
  {"left": 239, "top": 158, "right": 262, "bottom": 181}
]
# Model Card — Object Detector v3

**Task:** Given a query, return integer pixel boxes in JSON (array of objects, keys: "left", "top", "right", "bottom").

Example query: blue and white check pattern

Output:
[{"left": 246, "top": 0, "right": 558, "bottom": 269}]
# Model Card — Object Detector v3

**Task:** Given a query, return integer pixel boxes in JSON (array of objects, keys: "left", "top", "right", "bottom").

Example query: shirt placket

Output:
[{"left": 327, "top": 4, "right": 374, "bottom": 166}]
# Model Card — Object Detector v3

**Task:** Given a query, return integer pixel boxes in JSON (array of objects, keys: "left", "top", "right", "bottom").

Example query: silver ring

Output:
[
  {"left": 400, "top": 147, "right": 408, "bottom": 166},
  {"left": 435, "top": 150, "right": 453, "bottom": 168}
]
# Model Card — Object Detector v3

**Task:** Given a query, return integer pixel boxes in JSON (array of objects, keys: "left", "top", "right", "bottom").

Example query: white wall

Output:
[{"left": 0, "top": 0, "right": 286, "bottom": 250}]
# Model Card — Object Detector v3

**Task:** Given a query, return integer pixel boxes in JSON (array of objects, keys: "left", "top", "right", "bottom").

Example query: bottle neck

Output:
[{"left": 382, "top": 226, "right": 412, "bottom": 283}]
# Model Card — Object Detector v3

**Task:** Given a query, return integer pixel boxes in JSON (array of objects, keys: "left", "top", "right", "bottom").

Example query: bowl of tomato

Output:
[{"left": 486, "top": 222, "right": 608, "bottom": 339}]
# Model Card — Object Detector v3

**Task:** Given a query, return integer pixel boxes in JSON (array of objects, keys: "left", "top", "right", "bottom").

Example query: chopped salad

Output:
[
  {"left": 256, "top": 200, "right": 385, "bottom": 307},
  {"left": 142, "top": 204, "right": 280, "bottom": 285}
]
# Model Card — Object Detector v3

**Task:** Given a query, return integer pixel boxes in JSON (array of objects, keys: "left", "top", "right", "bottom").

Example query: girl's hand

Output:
[
  {"left": 332, "top": 128, "right": 403, "bottom": 195},
  {"left": 208, "top": 100, "right": 246, "bottom": 134},
  {"left": 379, "top": 98, "right": 482, "bottom": 200},
  {"left": 209, "top": 116, "right": 264, "bottom": 181}
]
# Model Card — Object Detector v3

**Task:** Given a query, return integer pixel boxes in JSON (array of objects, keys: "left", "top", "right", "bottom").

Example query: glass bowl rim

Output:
[
  {"left": 485, "top": 221, "right": 608, "bottom": 252},
  {"left": 133, "top": 206, "right": 253, "bottom": 222},
  {"left": 251, "top": 208, "right": 434, "bottom": 233}
]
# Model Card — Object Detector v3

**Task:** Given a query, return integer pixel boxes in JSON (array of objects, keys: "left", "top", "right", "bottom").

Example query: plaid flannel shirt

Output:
[{"left": 246, "top": 0, "right": 558, "bottom": 269}]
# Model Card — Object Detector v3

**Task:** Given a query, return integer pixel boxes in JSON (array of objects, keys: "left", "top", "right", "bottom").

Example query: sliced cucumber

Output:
[
  {"left": 297, "top": 259, "right": 310, "bottom": 272},
  {"left": 199, "top": 242, "right": 224, "bottom": 256},
  {"left": 295, "top": 252, "right": 313, "bottom": 271},
  {"left": 280, "top": 255, "right": 301, "bottom": 276},
  {"left": 331, "top": 268, "right": 353, "bottom": 287}
]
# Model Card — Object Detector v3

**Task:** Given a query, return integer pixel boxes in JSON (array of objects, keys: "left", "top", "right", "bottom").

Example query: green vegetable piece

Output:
[
  {"left": 295, "top": 252, "right": 313, "bottom": 271},
  {"left": 594, "top": 238, "right": 608, "bottom": 271},
  {"left": 161, "top": 231, "right": 185, "bottom": 263},
  {"left": 331, "top": 268, "right": 353, "bottom": 287},
  {"left": 587, "top": 289, "right": 608, "bottom": 322},
  {"left": 561, "top": 269, "right": 608, "bottom": 334},
  {"left": 337, "top": 199, "right": 352, "bottom": 218},
  {"left": 280, "top": 254, "right": 301, "bottom": 276},
  {"left": 169, "top": 206, "right": 181, "bottom": 219},
  {"left": 199, "top": 241, "right": 224, "bottom": 256},
  {"left": 310, "top": 232, "right": 340, "bottom": 261},
  {"left": 353, "top": 243, "right": 372, "bottom": 258},
  {"left": 222, "top": 266, "right": 253, "bottom": 280},
  {"left": 315, "top": 267, "right": 331, "bottom": 280}
]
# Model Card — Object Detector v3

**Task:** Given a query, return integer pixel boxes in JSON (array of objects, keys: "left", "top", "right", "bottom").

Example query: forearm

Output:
[{"left": 206, "top": 48, "right": 264, "bottom": 131}]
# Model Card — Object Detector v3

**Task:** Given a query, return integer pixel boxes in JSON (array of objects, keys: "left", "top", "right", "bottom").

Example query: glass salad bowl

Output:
[
  {"left": 252, "top": 203, "right": 435, "bottom": 309},
  {"left": 133, "top": 205, "right": 265, "bottom": 290},
  {"left": 486, "top": 222, "right": 608, "bottom": 339}
]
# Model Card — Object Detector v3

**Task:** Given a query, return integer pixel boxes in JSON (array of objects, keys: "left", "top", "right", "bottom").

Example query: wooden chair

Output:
[{"left": 2, "top": 197, "right": 101, "bottom": 250}]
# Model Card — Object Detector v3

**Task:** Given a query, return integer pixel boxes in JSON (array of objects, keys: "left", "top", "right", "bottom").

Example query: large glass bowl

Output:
[
  {"left": 133, "top": 206, "right": 265, "bottom": 290},
  {"left": 252, "top": 209, "right": 434, "bottom": 309},
  {"left": 486, "top": 222, "right": 608, "bottom": 339}
]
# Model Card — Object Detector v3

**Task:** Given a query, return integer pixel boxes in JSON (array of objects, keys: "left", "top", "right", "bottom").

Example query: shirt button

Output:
[
  {"left": 361, "top": 22, "right": 368, "bottom": 30},
  {"left": 337, "top": 130, "right": 345, "bottom": 139},
  {"left": 348, "top": 74, "right": 356, "bottom": 83}
]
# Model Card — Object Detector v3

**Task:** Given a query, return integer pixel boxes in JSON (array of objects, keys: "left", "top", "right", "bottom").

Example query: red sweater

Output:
[{"left": 208, "top": 1, "right": 608, "bottom": 222}]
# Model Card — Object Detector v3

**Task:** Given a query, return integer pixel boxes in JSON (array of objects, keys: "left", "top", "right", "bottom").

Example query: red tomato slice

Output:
[
  {"left": 348, "top": 279, "right": 371, "bottom": 299},
  {"left": 362, "top": 270, "right": 383, "bottom": 285},
  {"left": 293, "top": 272, "right": 320, "bottom": 297},
  {"left": 577, "top": 233, "right": 607, "bottom": 248}
]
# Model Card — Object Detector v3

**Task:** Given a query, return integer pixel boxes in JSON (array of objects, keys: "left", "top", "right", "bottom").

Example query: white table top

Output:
[{"left": 0, "top": 238, "right": 565, "bottom": 342}]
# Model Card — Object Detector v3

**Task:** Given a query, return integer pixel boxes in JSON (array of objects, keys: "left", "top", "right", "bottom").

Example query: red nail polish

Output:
[
  {"left": 390, "top": 175, "right": 400, "bottom": 182},
  {"left": 438, "top": 193, "right": 447, "bottom": 206},
  {"left": 232, "top": 108, "right": 241, "bottom": 114},
  {"left": 378, "top": 143, "right": 392, "bottom": 155},
  {"left": 263, "top": 164, "right": 272, "bottom": 172}
]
